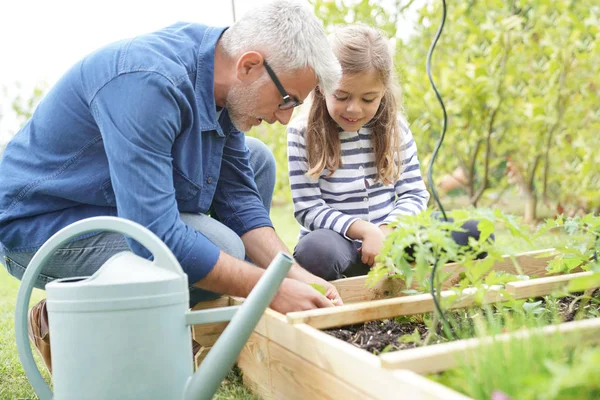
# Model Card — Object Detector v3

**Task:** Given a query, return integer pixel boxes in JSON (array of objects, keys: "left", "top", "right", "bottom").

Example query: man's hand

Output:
[
  {"left": 270, "top": 278, "right": 336, "bottom": 314},
  {"left": 306, "top": 275, "right": 344, "bottom": 306},
  {"left": 358, "top": 224, "right": 386, "bottom": 266},
  {"left": 288, "top": 264, "right": 344, "bottom": 306}
]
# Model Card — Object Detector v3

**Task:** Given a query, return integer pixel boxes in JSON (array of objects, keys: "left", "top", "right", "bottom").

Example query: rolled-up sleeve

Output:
[
  {"left": 91, "top": 71, "right": 220, "bottom": 283},
  {"left": 211, "top": 129, "right": 273, "bottom": 236}
]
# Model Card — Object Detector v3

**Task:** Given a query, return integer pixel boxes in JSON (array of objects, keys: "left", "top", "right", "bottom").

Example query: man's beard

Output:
[{"left": 225, "top": 80, "right": 265, "bottom": 132}]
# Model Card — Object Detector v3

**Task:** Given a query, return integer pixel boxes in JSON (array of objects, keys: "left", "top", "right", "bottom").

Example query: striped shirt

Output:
[{"left": 287, "top": 114, "right": 430, "bottom": 240}]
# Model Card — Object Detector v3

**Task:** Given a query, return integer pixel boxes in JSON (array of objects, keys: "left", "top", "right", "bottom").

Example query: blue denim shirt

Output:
[{"left": 0, "top": 23, "right": 272, "bottom": 283}]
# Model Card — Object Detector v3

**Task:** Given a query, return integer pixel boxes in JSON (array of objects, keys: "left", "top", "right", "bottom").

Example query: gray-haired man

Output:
[{"left": 0, "top": 0, "right": 343, "bottom": 372}]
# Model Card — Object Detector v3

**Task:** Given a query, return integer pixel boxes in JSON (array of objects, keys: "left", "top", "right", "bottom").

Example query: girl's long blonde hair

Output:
[{"left": 305, "top": 25, "right": 403, "bottom": 185}]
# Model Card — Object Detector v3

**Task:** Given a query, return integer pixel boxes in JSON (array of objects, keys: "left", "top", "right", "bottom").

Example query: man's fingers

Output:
[
  {"left": 315, "top": 294, "right": 335, "bottom": 308},
  {"left": 330, "top": 296, "right": 344, "bottom": 306}
]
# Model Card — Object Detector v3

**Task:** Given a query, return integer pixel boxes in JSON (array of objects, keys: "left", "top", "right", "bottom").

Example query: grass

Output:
[
  {"left": 0, "top": 266, "right": 48, "bottom": 400},
  {"left": 0, "top": 203, "right": 570, "bottom": 399}
]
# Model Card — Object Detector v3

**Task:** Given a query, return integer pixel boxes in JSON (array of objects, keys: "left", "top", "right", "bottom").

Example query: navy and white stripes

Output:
[{"left": 287, "top": 115, "right": 430, "bottom": 240}]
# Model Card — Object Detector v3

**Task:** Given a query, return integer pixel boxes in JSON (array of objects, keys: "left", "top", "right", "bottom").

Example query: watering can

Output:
[{"left": 15, "top": 216, "right": 292, "bottom": 400}]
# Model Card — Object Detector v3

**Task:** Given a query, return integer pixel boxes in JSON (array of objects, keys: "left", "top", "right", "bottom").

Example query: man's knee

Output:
[
  {"left": 246, "top": 137, "right": 276, "bottom": 181},
  {"left": 180, "top": 213, "right": 245, "bottom": 260},
  {"left": 218, "top": 234, "right": 245, "bottom": 261}
]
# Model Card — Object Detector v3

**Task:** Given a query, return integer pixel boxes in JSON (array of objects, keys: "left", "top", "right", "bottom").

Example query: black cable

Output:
[{"left": 425, "top": 0, "right": 454, "bottom": 338}]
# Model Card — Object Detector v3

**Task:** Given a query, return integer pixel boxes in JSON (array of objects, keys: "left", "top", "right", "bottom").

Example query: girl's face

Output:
[{"left": 325, "top": 68, "right": 385, "bottom": 132}]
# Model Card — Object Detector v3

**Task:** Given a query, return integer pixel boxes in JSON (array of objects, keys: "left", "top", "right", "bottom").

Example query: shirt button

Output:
[
  {"left": 359, "top": 166, "right": 364, "bottom": 171},
  {"left": 363, "top": 197, "right": 368, "bottom": 202},
  {"left": 207, "top": 177, "right": 213, "bottom": 184}
]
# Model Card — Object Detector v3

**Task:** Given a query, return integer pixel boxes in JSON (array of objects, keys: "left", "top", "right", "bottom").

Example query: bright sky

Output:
[
  {"left": 0, "top": 0, "right": 269, "bottom": 88},
  {"left": 0, "top": 0, "right": 416, "bottom": 140}
]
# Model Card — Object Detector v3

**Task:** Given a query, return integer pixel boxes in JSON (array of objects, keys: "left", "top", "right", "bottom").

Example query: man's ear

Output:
[{"left": 235, "top": 51, "right": 264, "bottom": 83}]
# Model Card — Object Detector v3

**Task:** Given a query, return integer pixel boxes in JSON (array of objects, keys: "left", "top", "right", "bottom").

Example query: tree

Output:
[
  {"left": 0, "top": 84, "right": 46, "bottom": 154},
  {"left": 313, "top": 0, "right": 599, "bottom": 221}
]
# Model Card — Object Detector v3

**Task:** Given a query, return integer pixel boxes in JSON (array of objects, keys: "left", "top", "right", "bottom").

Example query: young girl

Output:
[{"left": 287, "top": 25, "right": 431, "bottom": 280}]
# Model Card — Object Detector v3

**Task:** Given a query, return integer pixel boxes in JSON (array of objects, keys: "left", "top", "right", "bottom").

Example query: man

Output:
[{"left": 0, "top": 0, "right": 343, "bottom": 372}]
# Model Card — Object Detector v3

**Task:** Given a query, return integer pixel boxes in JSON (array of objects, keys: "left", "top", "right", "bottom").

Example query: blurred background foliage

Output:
[
  {"left": 1, "top": 0, "right": 598, "bottom": 223},
  {"left": 249, "top": 0, "right": 599, "bottom": 223}
]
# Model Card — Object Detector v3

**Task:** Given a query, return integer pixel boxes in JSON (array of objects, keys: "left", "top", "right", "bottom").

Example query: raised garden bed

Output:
[
  {"left": 325, "top": 288, "right": 599, "bottom": 354},
  {"left": 191, "top": 249, "right": 600, "bottom": 399}
]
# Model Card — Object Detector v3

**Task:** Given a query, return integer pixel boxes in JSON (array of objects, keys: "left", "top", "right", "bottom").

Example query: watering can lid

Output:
[{"left": 46, "top": 251, "right": 189, "bottom": 312}]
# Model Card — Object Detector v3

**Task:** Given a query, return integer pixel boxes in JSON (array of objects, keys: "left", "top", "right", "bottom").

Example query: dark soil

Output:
[{"left": 325, "top": 290, "right": 600, "bottom": 354}]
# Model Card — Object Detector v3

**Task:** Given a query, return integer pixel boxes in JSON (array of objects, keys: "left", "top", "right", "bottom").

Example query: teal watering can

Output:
[{"left": 15, "top": 216, "right": 292, "bottom": 400}]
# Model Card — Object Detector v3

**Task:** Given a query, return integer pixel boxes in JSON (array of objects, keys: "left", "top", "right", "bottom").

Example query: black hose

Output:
[{"left": 425, "top": 0, "right": 454, "bottom": 338}]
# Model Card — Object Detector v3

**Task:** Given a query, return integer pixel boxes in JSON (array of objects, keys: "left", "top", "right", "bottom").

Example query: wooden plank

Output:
[
  {"left": 379, "top": 317, "right": 600, "bottom": 374},
  {"left": 192, "top": 321, "right": 229, "bottom": 348},
  {"left": 274, "top": 319, "right": 469, "bottom": 400},
  {"left": 194, "top": 346, "right": 210, "bottom": 369},
  {"left": 506, "top": 271, "right": 599, "bottom": 298},
  {"left": 267, "top": 337, "right": 373, "bottom": 400},
  {"left": 191, "top": 296, "right": 231, "bottom": 346},
  {"left": 190, "top": 296, "right": 231, "bottom": 310},
  {"left": 332, "top": 274, "right": 406, "bottom": 303},
  {"left": 442, "top": 248, "right": 558, "bottom": 286},
  {"left": 235, "top": 301, "right": 378, "bottom": 398},
  {"left": 286, "top": 289, "right": 505, "bottom": 329},
  {"left": 254, "top": 309, "right": 400, "bottom": 399},
  {"left": 240, "top": 326, "right": 470, "bottom": 400},
  {"left": 389, "top": 370, "right": 472, "bottom": 400},
  {"left": 331, "top": 248, "right": 557, "bottom": 304},
  {"left": 238, "top": 333, "right": 274, "bottom": 400}
]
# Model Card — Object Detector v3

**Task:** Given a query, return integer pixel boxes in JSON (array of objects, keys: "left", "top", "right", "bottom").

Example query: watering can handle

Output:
[{"left": 15, "top": 216, "right": 184, "bottom": 400}]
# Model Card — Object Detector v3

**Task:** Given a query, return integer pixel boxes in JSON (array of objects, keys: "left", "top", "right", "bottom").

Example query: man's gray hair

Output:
[{"left": 220, "top": 0, "right": 341, "bottom": 93}]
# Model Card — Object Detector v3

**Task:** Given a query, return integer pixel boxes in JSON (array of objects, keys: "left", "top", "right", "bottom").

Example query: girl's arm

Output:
[
  {"left": 287, "top": 124, "right": 360, "bottom": 239},
  {"left": 381, "top": 119, "right": 430, "bottom": 225}
]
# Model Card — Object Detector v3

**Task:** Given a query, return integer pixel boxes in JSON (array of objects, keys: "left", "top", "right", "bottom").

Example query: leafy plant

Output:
[
  {"left": 431, "top": 319, "right": 600, "bottom": 400},
  {"left": 537, "top": 213, "right": 600, "bottom": 274},
  {"left": 368, "top": 207, "right": 534, "bottom": 344},
  {"left": 369, "top": 208, "right": 531, "bottom": 289}
]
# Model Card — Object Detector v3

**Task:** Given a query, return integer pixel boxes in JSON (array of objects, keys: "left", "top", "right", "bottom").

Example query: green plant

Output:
[
  {"left": 368, "top": 207, "right": 532, "bottom": 344},
  {"left": 537, "top": 213, "right": 600, "bottom": 275},
  {"left": 370, "top": 208, "right": 532, "bottom": 289},
  {"left": 431, "top": 316, "right": 600, "bottom": 400}
]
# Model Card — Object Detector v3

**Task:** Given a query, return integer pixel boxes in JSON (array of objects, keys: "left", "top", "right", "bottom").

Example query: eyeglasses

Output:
[{"left": 263, "top": 60, "right": 303, "bottom": 110}]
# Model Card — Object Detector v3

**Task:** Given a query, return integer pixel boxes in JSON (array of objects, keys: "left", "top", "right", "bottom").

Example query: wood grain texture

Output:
[
  {"left": 331, "top": 248, "right": 557, "bottom": 304},
  {"left": 238, "top": 333, "right": 274, "bottom": 400},
  {"left": 379, "top": 318, "right": 600, "bottom": 374},
  {"left": 506, "top": 271, "right": 599, "bottom": 298},
  {"left": 286, "top": 289, "right": 505, "bottom": 329},
  {"left": 190, "top": 296, "right": 231, "bottom": 346}
]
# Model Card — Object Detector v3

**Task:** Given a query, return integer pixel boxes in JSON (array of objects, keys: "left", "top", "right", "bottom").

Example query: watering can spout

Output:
[{"left": 184, "top": 252, "right": 293, "bottom": 400}]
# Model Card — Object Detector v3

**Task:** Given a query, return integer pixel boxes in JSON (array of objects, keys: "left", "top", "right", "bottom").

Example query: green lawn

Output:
[{"left": 0, "top": 203, "right": 565, "bottom": 399}]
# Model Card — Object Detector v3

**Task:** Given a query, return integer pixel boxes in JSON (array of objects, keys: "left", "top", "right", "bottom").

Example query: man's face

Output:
[{"left": 226, "top": 63, "right": 317, "bottom": 132}]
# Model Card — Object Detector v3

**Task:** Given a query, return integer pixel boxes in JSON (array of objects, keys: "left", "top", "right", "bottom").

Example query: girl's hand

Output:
[{"left": 358, "top": 225, "right": 386, "bottom": 266}]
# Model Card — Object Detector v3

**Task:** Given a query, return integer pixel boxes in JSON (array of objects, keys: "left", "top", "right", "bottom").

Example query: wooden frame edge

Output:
[{"left": 379, "top": 318, "right": 600, "bottom": 374}]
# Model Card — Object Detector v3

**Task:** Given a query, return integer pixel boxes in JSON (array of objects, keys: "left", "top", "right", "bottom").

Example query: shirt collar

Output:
[{"left": 195, "top": 26, "right": 228, "bottom": 130}]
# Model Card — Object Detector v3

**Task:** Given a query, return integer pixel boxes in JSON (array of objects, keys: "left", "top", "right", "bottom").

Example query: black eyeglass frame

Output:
[{"left": 263, "top": 60, "right": 303, "bottom": 110}]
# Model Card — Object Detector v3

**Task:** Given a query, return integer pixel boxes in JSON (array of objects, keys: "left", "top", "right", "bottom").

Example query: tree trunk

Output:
[{"left": 523, "top": 189, "right": 537, "bottom": 224}]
